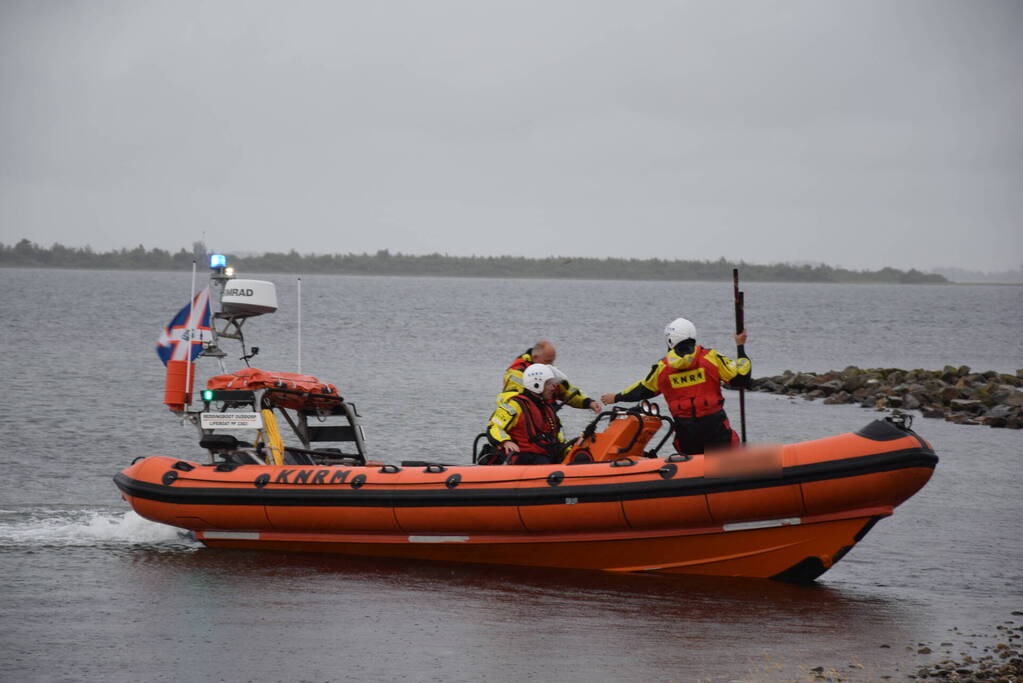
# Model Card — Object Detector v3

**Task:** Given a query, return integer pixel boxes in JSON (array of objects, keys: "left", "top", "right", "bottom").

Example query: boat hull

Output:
[
  {"left": 192, "top": 511, "right": 886, "bottom": 582},
  {"left": 115, "top": 419, "right": 937, "bottom": 581}
]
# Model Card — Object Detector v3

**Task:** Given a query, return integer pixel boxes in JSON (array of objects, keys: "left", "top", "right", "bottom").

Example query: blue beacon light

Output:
[{"left": 210, "top": 254, "right": 227, "bottom": 269}]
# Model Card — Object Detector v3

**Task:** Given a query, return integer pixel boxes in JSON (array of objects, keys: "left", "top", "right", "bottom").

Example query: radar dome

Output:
[{"left": 221, "top": 279, "right": 278, "bottom": 316}]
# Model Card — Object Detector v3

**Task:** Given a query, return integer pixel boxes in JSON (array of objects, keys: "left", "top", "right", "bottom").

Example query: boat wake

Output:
[{"left": 0, "top": 507, "right": 200, "bottom": 549}]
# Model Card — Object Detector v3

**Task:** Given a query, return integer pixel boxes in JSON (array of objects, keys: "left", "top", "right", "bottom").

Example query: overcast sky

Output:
[{"left": 1, "top": 0, "right": 1020, "bottom": 272}]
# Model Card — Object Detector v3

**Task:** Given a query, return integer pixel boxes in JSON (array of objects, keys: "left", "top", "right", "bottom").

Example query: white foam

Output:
[{"left": 0, "top": 509, "right": 199, "bottom": 548}]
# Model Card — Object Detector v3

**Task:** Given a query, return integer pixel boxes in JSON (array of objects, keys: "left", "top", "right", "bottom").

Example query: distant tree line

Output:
[
  {"left": 932, "top": 265, "right": 1023, "bottom": 284},
  {"left": 0, "top": 238, "right": 948, "bottom": 284},
  {"left": 0, "top": 238, "right": 201, "bottom": 270}
]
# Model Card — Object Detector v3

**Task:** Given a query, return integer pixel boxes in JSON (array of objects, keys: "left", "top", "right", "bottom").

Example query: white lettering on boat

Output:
[
  {"left": 200, "top": 413, "right": 262, "bottom": 429},
  {"left": 273, "top": 469, "right": 350, "bottom": 484}
]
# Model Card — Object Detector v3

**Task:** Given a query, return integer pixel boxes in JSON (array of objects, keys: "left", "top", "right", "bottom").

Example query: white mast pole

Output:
[
  {"left": 297, "top": 277, "right": 302, "bottom": 375},
  {"left": 184, "top": 259, "right": 198, "bottom": 412}
]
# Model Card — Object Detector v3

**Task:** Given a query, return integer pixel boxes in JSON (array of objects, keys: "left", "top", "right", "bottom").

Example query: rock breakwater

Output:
[{"left": 750, "top": 365, "right": 1023, "bottom": 429}]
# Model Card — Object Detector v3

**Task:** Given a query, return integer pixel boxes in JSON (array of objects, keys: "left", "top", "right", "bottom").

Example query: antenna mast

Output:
[{"left": 184, "top": 259, "right": 198, "bottom": 414}]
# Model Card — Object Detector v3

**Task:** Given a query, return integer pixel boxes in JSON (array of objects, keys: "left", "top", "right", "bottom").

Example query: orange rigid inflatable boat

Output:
[
  {"left": 118, "top": 258, "right": 938, "bottom": 582},
  {"left": 115, "top": 399, "right": 936, "bottom": 581}
]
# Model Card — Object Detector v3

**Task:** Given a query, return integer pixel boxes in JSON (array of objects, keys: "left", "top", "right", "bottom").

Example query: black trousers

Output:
[
  {"left": 509, "top": 451, "right": 561, "bottom": 465},
  {"left": 672, "top": 410, "right": 738, "bottom": 455}
]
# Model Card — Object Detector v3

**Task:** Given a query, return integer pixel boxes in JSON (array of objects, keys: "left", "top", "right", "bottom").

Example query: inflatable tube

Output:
[{"left": 114, "top": 419, "right": 937, "bottom": 582}]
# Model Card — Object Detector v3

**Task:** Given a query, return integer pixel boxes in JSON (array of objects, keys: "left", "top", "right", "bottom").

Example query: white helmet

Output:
[
  {"left": 664, "top": 317, "right": 697, "bottom": 349},
  {"left": 522, "top": 363, "right": 558, "bottom": 394}
]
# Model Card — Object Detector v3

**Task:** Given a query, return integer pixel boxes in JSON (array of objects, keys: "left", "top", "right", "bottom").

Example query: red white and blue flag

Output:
[{"left": 156, "top": 287, "right": 214, "bottom": 365}]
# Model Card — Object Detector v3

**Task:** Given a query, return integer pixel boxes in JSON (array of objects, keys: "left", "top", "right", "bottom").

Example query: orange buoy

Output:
[{"left": 163, "top": 359, "right": 195, "bottom": 411}]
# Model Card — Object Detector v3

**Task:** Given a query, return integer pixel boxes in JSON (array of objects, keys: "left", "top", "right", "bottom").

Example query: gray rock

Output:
[
  {"left": 950, "top": 399, "right": 985, "bottom": 413},
  {"left": 911, "top": 391, "right": 930, "bottom": 406},
  {"left": 902, "top": 394, "right": 921, "bottom": 411},
  {"left": 840, "top": 365, "right": 862, "bottom": 378},
  {"left": 986, "top": 387, "right": 1013, "bottom": 404},
  {"left": 851, "top": 387, "right": 871, "bottom": 400},
  {"left": 983, "top": 404, "right": 1015, "bottom": 419},
  {"left": 999, "top": 373, "right": 1021, "bottom": 387},
  {"left": 817, "top": 379, "right": 843, "bottom": 395},
  {"left": 785, "top": 372, "right": 817, "bottom": 389},
  {"left": 841, "top": 375, "right": 868, "bottom": 392},
  {"left": 939, "top": 386, "right": 963, "bottom": 403}
]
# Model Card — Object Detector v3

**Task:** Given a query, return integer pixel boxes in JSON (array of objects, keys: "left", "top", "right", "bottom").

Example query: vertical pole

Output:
[
  {"left": 183, "top": 259, "right": 198, "bottom": 413},
  {"left": 732, "top": 268, "right": 748, "bottom": 443},
  {"left": 297, "top": 277, "right": 302, "bottom": 375}
]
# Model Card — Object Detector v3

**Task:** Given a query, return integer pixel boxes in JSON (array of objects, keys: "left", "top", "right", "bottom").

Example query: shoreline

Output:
[
  {"left": 0, "top": 240, "right": 955, "bottom": 284},
  {"left": 807, "top": 617, "right": 1022, "bottom": 681},
  {"left": 749, "top": 365, "right": 1023, "bottom": 429},
  {"left": 0, "top": 262, "right": 957, "bottom": 284},
  {"left": 4, "top": 263, "right": 1023, "bottom": 286}
]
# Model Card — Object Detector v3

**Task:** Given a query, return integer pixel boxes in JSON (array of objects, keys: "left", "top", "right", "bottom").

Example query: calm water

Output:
[{"left": 1, "top": 268, "right": 1021, "bottom": 681}]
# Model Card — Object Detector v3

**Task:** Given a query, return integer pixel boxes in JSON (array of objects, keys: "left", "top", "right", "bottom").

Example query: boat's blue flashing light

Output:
[{"left": 210, "top": 254, "right": 227, "bottom": 269}]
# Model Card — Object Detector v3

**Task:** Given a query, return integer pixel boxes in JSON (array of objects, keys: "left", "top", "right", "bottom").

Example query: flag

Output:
[{"left": 156, "top": 287, "right": 214, "bottom": 365}]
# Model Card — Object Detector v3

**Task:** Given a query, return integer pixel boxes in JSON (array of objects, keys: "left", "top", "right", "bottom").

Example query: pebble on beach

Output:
[
  {"left": 911, "top": 622, "right": 1023, "bottom": 681},
  {"left": 806, "top": 621, "right": 1023, "bottom": 681},
  {"left": 748, "top": 365, "right": 1023, "bottom": 429}
]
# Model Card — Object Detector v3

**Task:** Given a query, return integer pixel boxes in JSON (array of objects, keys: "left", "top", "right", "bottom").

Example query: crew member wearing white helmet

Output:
[
  {"left": 502, "top": 340, "right": 602, "bottom": 414},
  {"left": 601, "top": 319, "right": 750, "bottom": 455},
  {"left": 486, "top": 363, "right": 571, "bottom": 465}
]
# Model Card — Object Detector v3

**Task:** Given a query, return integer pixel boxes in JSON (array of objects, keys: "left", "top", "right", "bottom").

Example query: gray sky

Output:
[{"left": 1, "top": 0, "right": 1020, "bottom": 272}]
